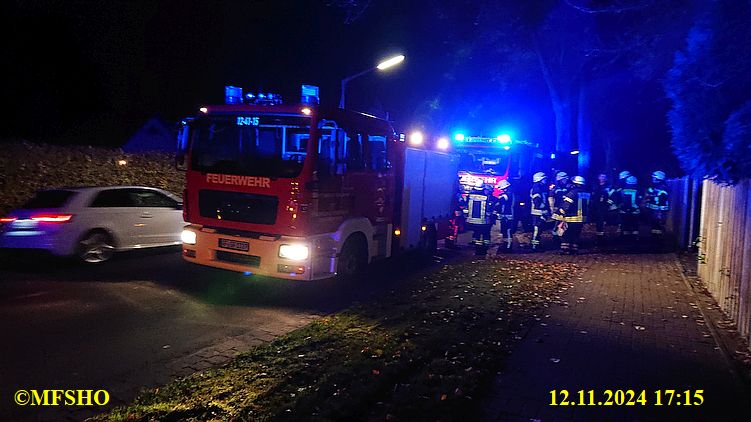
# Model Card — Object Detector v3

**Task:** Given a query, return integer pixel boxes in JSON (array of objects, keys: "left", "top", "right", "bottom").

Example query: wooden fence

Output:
[
  {"left": 697, "top": 179, "right": 751, "bottom": 343},
  {"left": 665, "top": 177, "right": 701, "bottom": 250}
]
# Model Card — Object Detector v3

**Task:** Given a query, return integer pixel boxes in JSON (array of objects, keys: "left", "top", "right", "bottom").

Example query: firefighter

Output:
[
  {"left": 466, "top": 184, "right": 498, "bottom": 256},
  {"left": 550, "top": 171, "right": 570, "bottom": 209},
  {"left": 446, "top": 189, "right": 468, "bottom": 249},
  {"left": 530, "top": 172, "right": 550, "bottom": 252},
  {"left": 644, "top": 170, "right": 670, "bottom": 244},
  {"left": 446, "top": 206, "right": 463, "bottom": 250},
  {"left": 549, "top": 171, "right": 570, "bottom": 246},
  {"left": 619, "top": 175, "right": 642, "bottom": 242},
  {"left": 613, "top": 170, "right": 631, "bottom": 234},
  {"left": 553, "top": 175, "right": 590, "bottom": 254},
  {"left": 591, "top": 173, "right": 616, "bottom": 246},
  {"left": 495, "top": 179, "right": 515, "bottom": 253}
]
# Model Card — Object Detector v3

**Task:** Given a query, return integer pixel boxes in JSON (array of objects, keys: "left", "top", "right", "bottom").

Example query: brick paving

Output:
[{"left": 481, "top": 251, "right": 751, "bottom": 421}]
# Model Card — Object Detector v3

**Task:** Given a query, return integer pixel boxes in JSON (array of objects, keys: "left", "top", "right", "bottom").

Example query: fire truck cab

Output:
[{"left": 178, "top": 86, "right": 457, "bottom": 280}]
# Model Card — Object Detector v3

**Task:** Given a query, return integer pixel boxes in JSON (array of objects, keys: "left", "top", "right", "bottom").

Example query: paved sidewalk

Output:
[{"left": 482, "top": 252, "right": 751, "bottom": 421}]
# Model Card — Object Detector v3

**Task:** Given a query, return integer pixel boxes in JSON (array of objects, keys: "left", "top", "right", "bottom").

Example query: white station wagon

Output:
[{"left": 0, "top": 186, "right": 185, "bottom": 263}]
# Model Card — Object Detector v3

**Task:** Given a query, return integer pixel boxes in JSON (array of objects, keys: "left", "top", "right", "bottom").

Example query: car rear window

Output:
[{"left": 22, "top": 190, "right": 77, "bottom": 209}]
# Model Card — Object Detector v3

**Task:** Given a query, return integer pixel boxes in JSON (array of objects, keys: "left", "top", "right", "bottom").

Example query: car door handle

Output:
[{"left": 140, "top": 212, "right": 153, "bottom": 218}]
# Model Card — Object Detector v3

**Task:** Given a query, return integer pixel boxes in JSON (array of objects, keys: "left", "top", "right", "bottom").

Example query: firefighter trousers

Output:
[
  {"left": 561, "top": 222, "right": 583, "bottom": 253},
  {"left": 470, "top": 223, "right": 492, "bottom": 255},
  {"left": 647, "top": 210, "right": 666, "bottom": 237},
  {"left": 531, "top": 215, "right": 547, "bottom": 251},
  {"left": 620, "top": 214, "right": 640, "bottom": 239},
  {"left": 498, "top": 216, "right": 515, "bottom": 250}
]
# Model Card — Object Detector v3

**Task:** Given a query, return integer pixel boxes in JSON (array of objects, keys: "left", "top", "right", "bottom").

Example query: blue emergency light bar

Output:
[
  {"left": 454, "top": 136, "right": 512, "bottom": 145},
  {"left": 224, "top": 85, "right": 283, "bottom": 105}
]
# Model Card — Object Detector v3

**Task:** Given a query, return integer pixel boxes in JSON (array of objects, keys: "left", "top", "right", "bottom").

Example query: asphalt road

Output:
[{"left": 0, "top": 247, "right": 452, "bottom": 421}]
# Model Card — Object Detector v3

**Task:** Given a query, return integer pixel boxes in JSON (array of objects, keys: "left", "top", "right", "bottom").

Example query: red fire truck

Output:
[{"left": 177, "top": 86, "right": 458, "bottom": 280}]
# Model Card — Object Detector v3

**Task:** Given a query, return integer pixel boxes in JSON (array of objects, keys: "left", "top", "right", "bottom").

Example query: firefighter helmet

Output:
[
  {"left": 626, "top": 175, "right": 638, "bottom": 185},
  {"left": 555, "top": 171, "right": 569, "bottom": 181},
  {"left": 652, "top": 170, "right": 666, "bottom": 181},
  {"left": 533, "top": 171, "right": 547, "bottom": 183},
  {"left": 572, "top": 175, "right": 586, "bottom": 185},
  {"left": 497, "top": 179, "right": 511, "bottom": 190},
  {"left": 618, "top": 170, "right": 631, "bottom": 180}
]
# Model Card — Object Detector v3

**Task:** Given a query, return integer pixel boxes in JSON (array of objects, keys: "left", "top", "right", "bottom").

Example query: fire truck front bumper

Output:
[{"left": 180, "top": 225, "right": 332, "bottom": 280}]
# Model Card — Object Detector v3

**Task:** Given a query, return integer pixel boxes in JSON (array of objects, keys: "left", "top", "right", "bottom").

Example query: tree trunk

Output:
[
  {"left": 577, "top": 83, "right": 591, "bottom": 176},
  {"left": 552, "top": 99, "right": 575, "bottom": 154}
]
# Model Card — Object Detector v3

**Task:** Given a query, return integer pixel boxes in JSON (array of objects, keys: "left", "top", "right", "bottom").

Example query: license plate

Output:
[{"left": 218, "top": 238, "right": 249, "bottom": 252}]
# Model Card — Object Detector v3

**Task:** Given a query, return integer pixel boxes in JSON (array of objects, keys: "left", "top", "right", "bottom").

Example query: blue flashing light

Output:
[
  {"left": 301, "top": 84, "right": 319, "bottom": 105},
  {"left": 225, "top": 86, "right": 243, "bottom": 104},
  {"left": 550, "top": 153, "right": 556, "bottom": 159},
  {"left": 454, "top": 133, "right": 465, "bottom": 141},
  {"left": 503, "top": 145, "right": 511, "bottom": 151},
  {"left": 497, "top": 134, "right": 512, "bottom": 144},
  {"left": 570, "top": 150, "right": 580, "bottom": 155},
  {"left": 243, "top": 271, "right": 253, "bottom": 276}
]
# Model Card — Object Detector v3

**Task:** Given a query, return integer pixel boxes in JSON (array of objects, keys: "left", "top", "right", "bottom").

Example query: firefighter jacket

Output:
[
  {"left": 619, "top": 186, "right": 642, "bottom": 215},
  {"left": 553, "top": 186, "right": 590, "bottom": 223},
  {"left": 466, "top": 193, "right": 498, "bottom": 225},
  {"left": 530, "top": 182, "right": 550, "bottom": 216},
  {"left": 495, "top": 190, "right": 514, "bottom": 218},
  {"left": 549, "top": 182, "right": 569, "bottom": 212},
  {"left": 592, "top": 183, "right": 618, "bottom": 212},
  {"left": 644, "top": 184, "right": 669, "bottom": 211}
]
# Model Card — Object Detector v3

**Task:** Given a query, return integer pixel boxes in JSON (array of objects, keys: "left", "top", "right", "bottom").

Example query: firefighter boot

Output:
[
  {"left": 497, "top": 237, "right": 513, "bottom": 254},
  {"left": 475, "top": 242, "right": 489, "bottom": 256},
  {"left": 445, "top": 237, "right": 456, "bottom": 250}
]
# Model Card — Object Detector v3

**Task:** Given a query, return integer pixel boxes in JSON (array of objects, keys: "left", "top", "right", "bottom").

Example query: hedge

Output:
[{"left": 0, "top": 142, "right": 184, "bottom": 216}]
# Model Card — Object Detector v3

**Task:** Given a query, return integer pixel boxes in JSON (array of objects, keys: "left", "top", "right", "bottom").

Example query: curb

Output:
[{"left": 673, "top": 256, "right": 751, "bottom": 393}]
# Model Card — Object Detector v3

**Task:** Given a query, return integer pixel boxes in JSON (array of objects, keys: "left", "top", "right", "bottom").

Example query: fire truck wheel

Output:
[
  {"left": 77, "top": 230, "right": 116, "bottom": 263},
  {"left": 337, "top": 235, "right": 368, "bottom": 277}
]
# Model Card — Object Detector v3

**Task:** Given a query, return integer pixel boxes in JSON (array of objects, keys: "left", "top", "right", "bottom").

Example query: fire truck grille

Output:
[
  {"left": 199, "top": 190, "right": 278, "bottom": 225},
  {"left": 215, "top": 250, "right": 261, "bottom": 267}
]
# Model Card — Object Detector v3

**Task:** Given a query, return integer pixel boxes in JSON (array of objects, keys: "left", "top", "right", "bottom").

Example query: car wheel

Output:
[
  {"left": 78, "top": 231, "right": 115, "bottom": 263},
  {"left": 337, "top": 234, "right": 368, "bottom": 278}
]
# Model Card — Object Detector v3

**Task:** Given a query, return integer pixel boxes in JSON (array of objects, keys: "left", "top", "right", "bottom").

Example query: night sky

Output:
[{"left": 2, "top": 0, "right": 691, "bottom": 176}]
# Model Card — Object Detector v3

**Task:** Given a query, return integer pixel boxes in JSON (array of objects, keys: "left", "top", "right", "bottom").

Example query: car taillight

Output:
[
  {"left": 0, "top": 216, "right": 17, "bottom": 223},
  {"left": 30, "top": 214, "right": 74, "bottom": 223}
]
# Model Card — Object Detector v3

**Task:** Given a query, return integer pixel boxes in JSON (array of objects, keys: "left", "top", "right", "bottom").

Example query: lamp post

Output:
[{"left": 339, "top": 54, "right": 404, "bottom": 109}]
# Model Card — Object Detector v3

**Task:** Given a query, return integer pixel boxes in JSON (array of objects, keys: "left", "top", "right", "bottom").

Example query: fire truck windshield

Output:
[{"left": 190, "top": 114, "right": 311, "bottom": 178}]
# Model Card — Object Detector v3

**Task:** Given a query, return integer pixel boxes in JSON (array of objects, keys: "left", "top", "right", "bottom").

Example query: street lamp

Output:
[{"left": 339, "top": 54, "right": 405, "bottom": 109}]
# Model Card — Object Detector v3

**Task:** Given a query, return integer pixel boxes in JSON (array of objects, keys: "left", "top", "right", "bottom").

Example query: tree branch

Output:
[{"left": 563, "top": 0, "right": 653, "bottom": 14}]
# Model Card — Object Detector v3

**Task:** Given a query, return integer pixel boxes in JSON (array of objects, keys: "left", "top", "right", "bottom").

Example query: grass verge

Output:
[{"left": 94, "top": 257, "right": 578, "bottom": 421}]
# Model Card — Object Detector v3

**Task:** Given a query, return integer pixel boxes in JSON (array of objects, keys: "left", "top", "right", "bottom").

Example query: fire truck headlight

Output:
[
  {"left": 181, "top": 229, "right": 197, "bottom": 245},
  {"left": 409, "top": 131, "right": 424, "bottom": 146},
  {"left": 279, "top": 244, "right": 309, "bottom": 261},
  {"left": 437, "top": 137, "right": 450, "bottom": 150}
]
